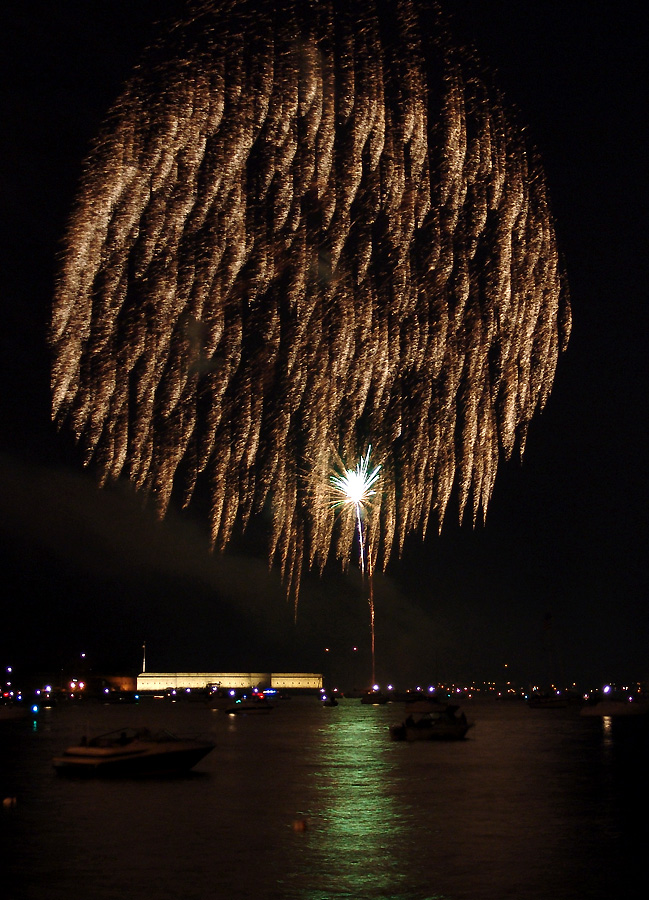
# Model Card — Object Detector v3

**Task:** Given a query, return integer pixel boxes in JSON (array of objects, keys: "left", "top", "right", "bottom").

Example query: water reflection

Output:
[
  {"left": 292, "top": 710, "right": 446, "bottom": 900},
  {"left": 601, "top": 715, "right": 613, "bottom": 749},
  {"left": 312, "top": 715, "right": 400, "bottom": 894}
]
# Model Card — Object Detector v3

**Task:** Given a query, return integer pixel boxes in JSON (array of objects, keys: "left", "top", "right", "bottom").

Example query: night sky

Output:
[{"left": 1, "top": 1, "right": 646, "bottom": 690}]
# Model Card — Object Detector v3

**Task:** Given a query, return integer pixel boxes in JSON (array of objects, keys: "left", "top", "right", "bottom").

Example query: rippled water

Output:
[{"left": 2, "top": 697, "right": 647, "bottom": 899}]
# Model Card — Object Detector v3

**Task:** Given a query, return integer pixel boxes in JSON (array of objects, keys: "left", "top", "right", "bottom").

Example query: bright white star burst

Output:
[
  {"left": 330, "top": 446, "right": 381, "bottom": 513},
  {"left": 330, "top": 446, "right": 381, "bottom": 575}
]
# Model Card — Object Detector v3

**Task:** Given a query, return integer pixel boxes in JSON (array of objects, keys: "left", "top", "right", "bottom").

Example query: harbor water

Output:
[{"left": 2, "top": 696, "right": 647, "bottom": 899}]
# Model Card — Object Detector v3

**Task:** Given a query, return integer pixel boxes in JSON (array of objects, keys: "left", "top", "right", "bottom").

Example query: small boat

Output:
[
  {"left": 390, "top": 705, "right": 473, "bottom": 741},
  {"left": 361, "top": 690, "right": 389, "bottom": 705},
  {"left": 320, "top": 693, "right": 339, "bottom": 707},
  {"left": 52, "top": 728, "right": 215, "bottom": 776},
  {"left": 225, "top": 693, "right": 273, "bottom": 714},
  {"left": 527, "top": 691, "right": 569, "bottom": 709},
  {"left": 206, "top": 686, "right": 238, "bottom": 710},
  {"left": 102, "top": 690, "right": 139, "bottom": 705}
]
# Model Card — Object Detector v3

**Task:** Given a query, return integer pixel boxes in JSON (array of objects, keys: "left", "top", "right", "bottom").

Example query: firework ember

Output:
[{"left": 51, "top": 0, "right": 571, "bottom": 599}]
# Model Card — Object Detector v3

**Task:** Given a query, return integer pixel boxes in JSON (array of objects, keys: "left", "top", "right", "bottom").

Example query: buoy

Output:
[{"left": 291, "top": 817, "right": 308, "bottom": 832}]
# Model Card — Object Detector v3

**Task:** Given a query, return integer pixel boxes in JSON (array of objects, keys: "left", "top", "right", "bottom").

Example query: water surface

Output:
[{"left": 2, "top": 697, "right": 647, "bottom": 899}]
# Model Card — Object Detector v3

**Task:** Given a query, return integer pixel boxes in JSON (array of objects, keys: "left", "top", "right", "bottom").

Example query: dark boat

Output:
[
  {"left": 102, "top": 690, "right": 139, "bottom": 705},
  {"left": 225, "top": 693, "right": 273, "bottom": 714},
  {"left": 206, "top": 686, "right": 238, "bottom": 710},
  {"left": 390, "top": 705, "right": 473, "bottom": 741},
  {"left": 361, "top": 690, "right": 389, "bottom": 705},
  {"left": 53, "top": 728, "right": 215, "bottom": 776},
  {"left": 320, "top": 693, "right": 339, "bottom": 707},
  {"left": 527, "top": 691, "right": 569, "bottom": 709}
]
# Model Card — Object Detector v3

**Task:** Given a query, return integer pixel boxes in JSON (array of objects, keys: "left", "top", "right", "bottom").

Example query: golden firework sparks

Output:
[{"left": 51, "top": 1, "right": 571, "bottom": 601}]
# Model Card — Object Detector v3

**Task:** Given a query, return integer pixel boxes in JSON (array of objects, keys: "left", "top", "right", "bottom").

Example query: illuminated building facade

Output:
[{"left": 136, "top": 672, "right": 323, "bottom": 692}]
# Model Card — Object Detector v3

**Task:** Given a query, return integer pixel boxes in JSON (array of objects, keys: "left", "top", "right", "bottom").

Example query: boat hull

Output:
[
  {"left": 361, "top": 692, "right": 389, "bottom": 704},
  {"left": 53, "top": 731, "right": 215, "bottom": 776},
  {"left": 528, "top": 696, "right": 568, "bottom": 709},
  {"left": 390, "top": 721, "right": 472, "bottom": 741},
  {"left": 390, "top": 707, "right": 473, "bottom": 742}
]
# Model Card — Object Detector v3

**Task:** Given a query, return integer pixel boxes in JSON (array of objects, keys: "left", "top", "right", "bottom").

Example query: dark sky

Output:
[{"left": 1, "top": 1, "right": 647, "bottom": 690}]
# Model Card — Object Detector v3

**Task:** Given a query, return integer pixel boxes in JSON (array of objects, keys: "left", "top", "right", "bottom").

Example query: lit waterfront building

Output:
[{"left": 136, "top": 672, "right": 323, "bottom": 692}]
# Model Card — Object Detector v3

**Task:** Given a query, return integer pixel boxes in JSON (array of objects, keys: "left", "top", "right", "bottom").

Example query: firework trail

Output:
[
  {"left": 51, "top": 0, "right": 571, "bottom": 600},
  {"left": 329, "top": 445, "right": 381, "bottom": 681}
]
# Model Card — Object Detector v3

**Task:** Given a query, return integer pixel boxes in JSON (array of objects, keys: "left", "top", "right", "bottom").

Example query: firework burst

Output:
[
  {"left": 51, "top": 0, "right": 571, "bottom": 601},
  {"left": 329, "top": 445, "right": 381, "bottom": 682},
  {"left": 329, "top": 446, "right": 381, "bottom": 575}
]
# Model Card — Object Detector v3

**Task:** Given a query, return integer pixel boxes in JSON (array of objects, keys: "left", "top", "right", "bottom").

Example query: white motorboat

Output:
[{"left": 53, "top": 728, "right": 215, "bottom": 775}]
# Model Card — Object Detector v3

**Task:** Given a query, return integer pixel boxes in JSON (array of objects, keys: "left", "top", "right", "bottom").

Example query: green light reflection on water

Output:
[{"left": 292, "top": 711, "right": 449, "bottom": 900}]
